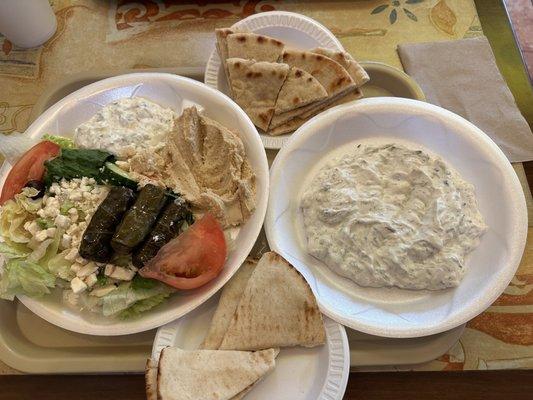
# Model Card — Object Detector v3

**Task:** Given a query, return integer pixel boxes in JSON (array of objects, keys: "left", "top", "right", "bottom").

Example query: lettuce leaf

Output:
[
  {"left": 0, "top": 242, "right": 29, "bottom": 259},
  {"left": 0, "top": 259, "right": 56, "bottom": 300},
  {"left": 42, "top": 135, "right": 76, "bottom": 149},
  {"left": 101, "top": 280, "right": 173, "bottom": 317},
  {"left": 47, "top": 250, "right": 75, "bottom": 281},
  {"left": 118, "top": 292, "right": 170, "bottom": 319},
  {"left": 0, "top": 192, "right": 39, "bottom": 244}
]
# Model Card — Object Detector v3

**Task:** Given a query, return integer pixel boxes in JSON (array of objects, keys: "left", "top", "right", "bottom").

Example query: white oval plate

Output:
[
  {"left": 152, "top": 293, "right": 350, "bottom": 400},
  {"left": 0, "top": 73, "right": 269, "bottom": 336},
  {"left": 204, "top": 11, "right": 344, "bottom": 150},
  {"left": 265, "top": 97, "right": 527, "bottom": 338}
]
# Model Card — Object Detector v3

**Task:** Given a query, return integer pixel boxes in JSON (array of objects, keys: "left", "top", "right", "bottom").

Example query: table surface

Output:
[{"left": 0, "top": 0, "right": 532, "bottom": 398}]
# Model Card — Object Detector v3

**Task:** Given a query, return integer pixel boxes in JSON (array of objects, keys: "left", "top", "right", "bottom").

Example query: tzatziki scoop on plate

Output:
[{"left": 266, "top": 97, "right": 527, "bottom": 338}]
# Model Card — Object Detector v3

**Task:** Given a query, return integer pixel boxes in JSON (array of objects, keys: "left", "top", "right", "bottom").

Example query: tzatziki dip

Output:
[
  {"left": 300, "top": 143, "right": 487, "bottom": 290},
  {"left": 74, "top": 97, "right": 176, "bottom": 158}
]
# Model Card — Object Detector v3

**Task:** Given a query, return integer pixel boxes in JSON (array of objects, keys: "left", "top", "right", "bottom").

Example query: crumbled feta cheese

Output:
[
  {"left": 84, "top": 273, "right": 98, "bottom": 288},
  {"left": 46, "top": 227, "right": 57, "bottom": 238},
  {"left": 75, "top": 256, "right": 89, "bottom": 265},
  {"left": 104, "top": 264, "right": 115, "bottom": 277},
  {"left": 71, "top": 277, "right": 88, "bottom": 294},
  {"left": 24, "top": 220, "right": 39, "bottom": 235},
  {"left": 69, "top": 191, "right": 82, "bottom": 202},
  {"left": 108, "top": 266, "right": 135, "bottom": 281},
  {"left": 34, "top": 230, "right": 49, "bottom": 242},
  {"left": 61, "top": 234, "right": 72, "bottom": 249},
  {"left": 54, "top": 214, "right": 70, "bottom": 229},
  {"left": 90, "top": 285, "right": 117, "bottom": 297},
  {"left": 76, "top": 262, "right": 98, "bottom": 278},
  {"left": 70, "top": 263, "right": 83, "bottom": 274},
  {"left": 65, "top": 248, "right": 78, "bottom": 261}
]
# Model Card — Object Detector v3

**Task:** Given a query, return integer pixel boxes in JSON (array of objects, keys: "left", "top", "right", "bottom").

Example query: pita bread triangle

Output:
[
  {"left": 311, "top": 47, "right": 369, "bottom": 87},
  {"left": 219, "top": 252, "right": 326, "bottom": 351},
  {"left": 201, "top": 260, "right": 257, "bottom": 350},
  {"left": 269, "top": 87, "right": 363, "bottom": 136},
  {"left": 274, "top": 67, "right": 328, "bottom": 115},
  {"left": 267, "top": 49, "right": 356, "bottom": 130},
  {"left": 215, "top": 28, "right": 236, "bottom": 96},
  {"left": 157, "top": 347, "right": 278, "bottom": 400},
  {"left": 145, "top": 358, "right": 158, "bottom": 400},
  {"left": 227, "top": 32, "right": 285, "bottom": 62},
  {"left": 226, "top": 58, "right": 289, "bottom": 131}
]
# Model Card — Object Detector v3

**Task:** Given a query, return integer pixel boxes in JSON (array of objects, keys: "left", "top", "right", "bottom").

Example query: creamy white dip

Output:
[
  {"left": 301, "top": 143, "right": 487, "bottom": 290},
  {"left": 74, "top": 97, "right": 176, "bottom": 158}
]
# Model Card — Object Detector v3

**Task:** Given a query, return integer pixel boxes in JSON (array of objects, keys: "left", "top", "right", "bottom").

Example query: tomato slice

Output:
[
  {"left": 0, "top": 141, "right": 61, "bottom": 205},
  {"left": 139, "top": 213, "right": 227, "bottom": 290}
]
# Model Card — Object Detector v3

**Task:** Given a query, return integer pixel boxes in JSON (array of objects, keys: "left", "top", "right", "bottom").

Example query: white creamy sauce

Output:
[
  {"left": 300, "top": 143, "right": 487, "bottom": 290},
  {"left": 74, "top": 97, "right": 176, "bottom": 158}
]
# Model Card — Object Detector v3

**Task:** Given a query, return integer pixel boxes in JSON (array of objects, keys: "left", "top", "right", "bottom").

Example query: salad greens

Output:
[
  {"left": 118, "top": 292, "right": 170, "bottom": 319},
  {"left": 42, "top": 134, "right": 76, "bottom": 149},
  {"left": 102, "top": 280, "right": 173, "bottom": 317},
  {"left": 0, "top": 259, "right": 55, "bottom": 300}
]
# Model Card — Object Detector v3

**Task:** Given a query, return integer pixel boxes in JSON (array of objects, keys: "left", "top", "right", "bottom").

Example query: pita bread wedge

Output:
[
  {"left": 215, "top": 28, "right": 236, "bottom": 95},
  {"left": 145, "top": 358, "right": 158, "bottom": 400},
  {"left": 274, "top": 67, "right": 328, "bottom": 115},
  {"left": 219, "top": 252, "right": 326, "bottom": 350},
  {"left": 267, "top": 49, "right": 356, "bottom": 130},
  {"left": 269, "top": 88, "right": 363, "bottom": 136},
  {"left": 227, "top": 58, "right": 289, "bottom": 131},
  {"left": 201, "top": 260, "right": 257, "bottom": 350},
  {"left": 311, "top": 47, "right": 369, "bottom": 87},
  {"left": 227, "top": 32, "right": 285, "bottom": 62},
  {"left": 157, "top": 347, "right": 277, "bottom": 400},
  {"left": 281, "top": 49, "right": 355, "bottom": 96}
]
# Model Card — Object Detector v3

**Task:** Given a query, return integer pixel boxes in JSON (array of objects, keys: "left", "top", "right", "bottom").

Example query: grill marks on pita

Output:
[
  {"left": 227, "top": 58, "right": 289, "bottom": 131},
  {"left": 215, "top": 28, "right": 368, "bottom": 135}
]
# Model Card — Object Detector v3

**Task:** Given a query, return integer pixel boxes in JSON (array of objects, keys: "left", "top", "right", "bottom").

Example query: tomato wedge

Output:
[
  {"left": 139, "top": 213, "right": 227, "bottom": 290},
  {"left": 0, "top": 141, "right": 60, "bottom": 205}
]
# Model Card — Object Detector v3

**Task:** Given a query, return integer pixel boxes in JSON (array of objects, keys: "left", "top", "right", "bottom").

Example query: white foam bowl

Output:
[
  {"left": 0, "top": 73, "right": 269, "bottom": 335},
  {"left": 265, "top": 97, "right": 527, "bottom": 338}
]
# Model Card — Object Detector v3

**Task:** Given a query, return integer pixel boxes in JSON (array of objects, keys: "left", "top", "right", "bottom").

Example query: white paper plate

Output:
[
  {"left": 152, "top": 293, "right": 350, "bottom": 400},
  {"left": 265, "top": 97, "right": 527, "bottom": 338},
  {"left": 204, "top": 11, "right": 344, "bottom": 150},
  {"left": 0, "top": 73, "right": 269, "bottom": 336}
]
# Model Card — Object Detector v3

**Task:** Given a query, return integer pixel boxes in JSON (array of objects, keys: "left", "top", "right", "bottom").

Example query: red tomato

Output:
[
  {"left": 0, "top": 141, "right": 60, "bottom": 205},
  {"left": 139, "top": 213, "right": 227, "bottom": 290}
]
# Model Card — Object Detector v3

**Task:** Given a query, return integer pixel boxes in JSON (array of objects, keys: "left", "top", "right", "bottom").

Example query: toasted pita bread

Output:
[
  {"left": 281, "top": 49, "right": 355, "bottom": 97},
  {"left": 311, "top": 47, "right": 369, "bottom": 87},
  {"left": 202, "top": 260, "right": 257, "bottom": 350},
  {"left": 227, "top": 32, "right": 284, "bottom": 63},
  {"left": 145, "top": 358, "right": 158, "bottom": 400},
  {"left": 216, "top": 28, "right": 236, "bottom": 95},
  {"left": 227, "top": 58, "right": 289, "bottom": 131},
  {"left": 268, "top": 49, "right": 356, "bottom": 130},
  {"left": 274, "top": 67, "right": 328, "bottom": 115},
  {"left": 219, "top": 252, "right": 326, "bottom": 350},
  {"left": 269, "top": 88, "right": 363, "bottom": 136},
  {"left": 157, "top": 347, "right": 277, "bottom": 400}
]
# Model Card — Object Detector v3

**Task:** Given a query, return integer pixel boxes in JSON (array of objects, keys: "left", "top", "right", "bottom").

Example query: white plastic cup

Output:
[{"left": 0, "top": 0, "right": 57, "bottom": 48}]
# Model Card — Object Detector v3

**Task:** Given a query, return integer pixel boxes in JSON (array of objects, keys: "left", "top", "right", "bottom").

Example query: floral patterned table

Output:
[{"left": 0, "top": 0, "right": 531, "bottom": 374}]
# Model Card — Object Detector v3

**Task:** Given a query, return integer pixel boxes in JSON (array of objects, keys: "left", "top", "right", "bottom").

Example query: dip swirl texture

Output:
[{"left": 300, "top": 144, "right": 487, "bottom": 290}]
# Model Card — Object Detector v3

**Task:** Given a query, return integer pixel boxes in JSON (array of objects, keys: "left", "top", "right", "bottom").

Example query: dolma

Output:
[
  {"left": 111, "top": 184, "right": 168, "bottom": 255},
  {"left": 132, "top": 198, "right": 194, "bottom": 268},
  {"left": 79, "top": 186, "right": 136, "bottom": 262}
]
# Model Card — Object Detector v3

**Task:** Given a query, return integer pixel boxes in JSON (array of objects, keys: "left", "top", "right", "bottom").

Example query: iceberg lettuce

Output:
[{"left": 0, "top": 259, "right": 55, "bottom": 300}]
